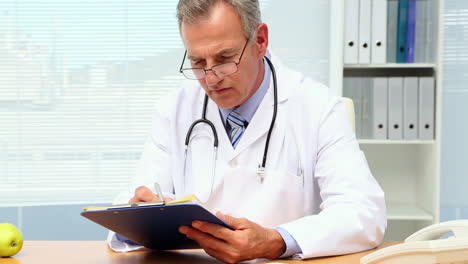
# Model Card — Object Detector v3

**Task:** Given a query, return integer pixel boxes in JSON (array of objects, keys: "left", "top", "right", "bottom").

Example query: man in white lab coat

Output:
[{"left": 107, "top": 0, "right": 387, "bottom": 262}]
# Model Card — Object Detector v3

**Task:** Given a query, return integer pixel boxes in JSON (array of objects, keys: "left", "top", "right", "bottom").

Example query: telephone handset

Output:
[{"left": 361, "top": 220, "right": 468, "bottom": 264}]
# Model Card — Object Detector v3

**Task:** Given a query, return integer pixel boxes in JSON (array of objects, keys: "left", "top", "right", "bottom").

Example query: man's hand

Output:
[
  {"left": 128, "top": 186, "right": 173, "bottom": 203},
  {"left": 179, "top": 212, "right": 286, "bottom": 263}
]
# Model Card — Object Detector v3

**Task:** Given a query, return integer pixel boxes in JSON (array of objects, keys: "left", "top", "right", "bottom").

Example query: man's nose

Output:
[{"left": 204, "top": 70, "right": 222, "bottom": 86}]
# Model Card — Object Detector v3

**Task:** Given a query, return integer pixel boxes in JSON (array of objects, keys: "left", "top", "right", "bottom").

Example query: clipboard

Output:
[{"left": 80, "top": 192, "right": 232, "bottom": 250}]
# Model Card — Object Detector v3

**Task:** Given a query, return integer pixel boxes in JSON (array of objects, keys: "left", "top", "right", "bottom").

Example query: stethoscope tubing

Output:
[{"left": 260, "top": 56, "right": 278, "bottom": 170}]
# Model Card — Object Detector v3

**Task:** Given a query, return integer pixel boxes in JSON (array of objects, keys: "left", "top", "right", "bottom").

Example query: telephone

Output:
[{"left": 361, "top": 220, "right": 468, "bottom": 264}]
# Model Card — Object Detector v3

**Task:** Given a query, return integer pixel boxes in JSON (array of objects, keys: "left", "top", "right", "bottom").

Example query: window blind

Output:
[
  {"left": 0, "top": 0, "right": 329, "bottom": 206},
  {"left": 441, "top": 0, "right": 468, "bottom": 206}
]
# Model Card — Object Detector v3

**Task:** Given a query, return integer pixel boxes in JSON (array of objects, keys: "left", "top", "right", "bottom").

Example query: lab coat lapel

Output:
[
  {"left": 233, "top": 58, "right": 290, "bottom": 158},
  {"left": 233, "top": 84, "right": 274, "bottom": 155}
]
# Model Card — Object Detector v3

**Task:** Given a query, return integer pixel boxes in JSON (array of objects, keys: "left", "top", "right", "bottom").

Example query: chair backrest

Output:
[{"left": 342, "top": 97, "right": 356, "bottom": 133}]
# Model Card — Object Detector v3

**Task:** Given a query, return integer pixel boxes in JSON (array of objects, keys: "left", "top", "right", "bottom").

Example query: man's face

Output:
[{"left": 180, "top": 2, "right": 267, "bottom": 109}]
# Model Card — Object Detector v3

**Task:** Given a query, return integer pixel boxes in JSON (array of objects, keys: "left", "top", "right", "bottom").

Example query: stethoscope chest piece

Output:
[{"left": 257, "top": 165, "right": 265, "bottom": 183}]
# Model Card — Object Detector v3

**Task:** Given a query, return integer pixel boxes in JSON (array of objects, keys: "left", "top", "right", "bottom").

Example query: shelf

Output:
[
  {"left": 343, "top": 64, "right": 435, "bottom": 77},
  {"left": 344, "top": 63, "right": 437, "bottom": 69},
  {"left": 336, "top": 0, "right": 441, "bottom": 241},
  {"left": 387, "top": 203, "right": 434, "bottom": 221},
  {"left": 358, "top": 139, "right": 435, "bottom": 145}
]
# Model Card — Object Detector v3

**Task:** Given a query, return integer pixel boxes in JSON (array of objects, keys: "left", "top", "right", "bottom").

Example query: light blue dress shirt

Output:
[{"left": 218, "top": 58, "right": 302, "bottom": 258}]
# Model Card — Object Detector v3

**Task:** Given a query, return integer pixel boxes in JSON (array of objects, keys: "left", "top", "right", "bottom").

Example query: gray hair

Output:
[{"left": 177, "top": 0, "right": 261, "bottom": 41}]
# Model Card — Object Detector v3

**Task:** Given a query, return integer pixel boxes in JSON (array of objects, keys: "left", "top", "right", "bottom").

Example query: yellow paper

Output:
[{"left": 83, "top": 194, "right": 203, "bottom": 211}]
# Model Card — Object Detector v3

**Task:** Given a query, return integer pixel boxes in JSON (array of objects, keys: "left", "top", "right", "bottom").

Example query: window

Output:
[{"left": 0, "top": 0, "right": 330, "bottom": 206}]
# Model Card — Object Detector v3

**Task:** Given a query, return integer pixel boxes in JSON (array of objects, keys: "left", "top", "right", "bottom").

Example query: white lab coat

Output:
[{"left": 107, "top": 52, "right": 387, "bottom": 259}]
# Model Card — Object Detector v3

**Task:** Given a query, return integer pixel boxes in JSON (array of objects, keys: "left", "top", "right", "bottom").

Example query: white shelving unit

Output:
[
  {"left": 358, "top": 139, "right": 435, "bottom": 145},
  {"left": 329, "top": 0, "right": 443, "bottom": 241}
]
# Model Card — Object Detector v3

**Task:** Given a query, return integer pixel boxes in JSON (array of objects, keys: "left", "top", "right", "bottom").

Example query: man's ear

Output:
[{"left": 255, "top": 23, "right": 269, "bottom": 58}]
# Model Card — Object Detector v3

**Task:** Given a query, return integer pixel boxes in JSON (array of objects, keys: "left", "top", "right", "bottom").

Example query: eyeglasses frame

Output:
[{"left": 178, "top": 39, "right": 250, "bottom": 80}]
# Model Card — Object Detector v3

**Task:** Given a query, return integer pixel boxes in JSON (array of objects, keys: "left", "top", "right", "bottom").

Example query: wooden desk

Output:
[{"left": 0, "top": 241, "right": 397, "bottom": 264}]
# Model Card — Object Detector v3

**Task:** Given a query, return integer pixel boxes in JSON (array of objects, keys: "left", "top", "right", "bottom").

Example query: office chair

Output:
[{"left": 342, "top": 97, "right": 356, "bottom": 133}]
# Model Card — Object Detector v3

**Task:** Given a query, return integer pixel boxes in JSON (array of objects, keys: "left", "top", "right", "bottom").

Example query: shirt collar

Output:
[{"left": 219, "top": 57, "right": 271, "bottom": 126}]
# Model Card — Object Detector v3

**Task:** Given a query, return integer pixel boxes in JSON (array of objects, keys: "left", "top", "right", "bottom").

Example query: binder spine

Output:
[
  {"left": 403, "top": 77, "right": 419, "bottom": 140},
  {"left": 406, "top": 0, "right": 416, "bottom": 63},
  {"left": 387, "top": 0, "right": 399, "bottom": 63},
  {"left": 388, "top": 77, "right": 404, "bottom": 140},
  {"left": 371, "top": 0, "right": 388, "bottom": 64},
  {"left": 418, "top": 77, "right": 435, "bottom": 140},
  {"left": 415, "top": 0, "right": 427, "bottom": 63},
  {"left": 397, "top": 0, "right": 409, "bottom": 63},
  {"left": 344, "top": 0, "right": 360, "bottom": 64},
  {"left": 372, "top": 77, "right": 388, "bottom": 139},
  {"left": 343, "top": 77, "right": 363, "bottom": 138},
  {"left": 361, "top": 77, "right": 373, "bottom": 139},
  {"left": 359, "top": 0, "right": 371, "bottom": 64},
  {"left": 425, "top": 0, "right": 435, "bottom": 62}
]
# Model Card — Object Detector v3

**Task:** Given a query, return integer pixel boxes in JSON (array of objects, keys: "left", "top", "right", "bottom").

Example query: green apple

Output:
[{"left": 0, "top": 223, "right": 23, "bottom": 257}]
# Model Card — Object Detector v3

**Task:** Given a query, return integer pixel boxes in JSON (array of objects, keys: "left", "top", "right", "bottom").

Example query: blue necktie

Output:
[{"left": 227, "top": 109, "right": 247, "bottom": 148}]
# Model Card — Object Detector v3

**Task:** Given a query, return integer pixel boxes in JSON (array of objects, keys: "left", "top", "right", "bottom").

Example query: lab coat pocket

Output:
[
  {"left": 264, "top": 137, "right": 305, "bottom": 210},
  {"left": 258, "top": 170, "right": 304, "bottom": 227},
  {"left": 285, "top": 135, "right": 304, "bottom": 188},
  {"left": 287, "top": 155, "right": 304, "bottom": 187}
]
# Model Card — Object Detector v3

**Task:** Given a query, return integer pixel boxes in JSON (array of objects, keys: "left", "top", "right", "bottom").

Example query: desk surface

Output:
[{"left": 0, "top": 241, "right": 397, "bottom": 264}]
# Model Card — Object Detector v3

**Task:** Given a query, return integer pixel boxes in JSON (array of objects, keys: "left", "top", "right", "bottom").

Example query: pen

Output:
[{"left": 154, "top": 182, "right": 165, "bottom": 205}]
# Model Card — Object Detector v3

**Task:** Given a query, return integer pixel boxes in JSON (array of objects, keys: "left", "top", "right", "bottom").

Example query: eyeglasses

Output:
[{"left": 179, "top": 39, "right": 249, "bottom": 80}]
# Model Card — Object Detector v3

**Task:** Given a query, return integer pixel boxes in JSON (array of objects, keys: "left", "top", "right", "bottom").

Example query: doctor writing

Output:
[{"left": 107, "top": 0, "right": 387, "bottom": 263}]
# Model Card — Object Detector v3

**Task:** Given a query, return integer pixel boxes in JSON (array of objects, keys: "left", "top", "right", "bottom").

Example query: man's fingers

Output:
[
  {"left": 128, "top": 186, "right": 161, "bottom": 203},
  {"left": 191, "top": 220, "right": 235, "bottom": 240},
  {"left": 135, "top": 186, "right": 160, "bottom": 202},
  {"left": 179, "top": 226, "right": 228, "bottom": 262},
  {"left": 179, "top": 226, "right": 230, "bottom": 253},
  {"left": 216, "top": 212, "right": 247, "bottom": 230}
]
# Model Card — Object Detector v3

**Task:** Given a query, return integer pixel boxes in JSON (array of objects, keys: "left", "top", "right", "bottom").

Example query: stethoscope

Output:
[{"left": 183, "top": 56, "right": 278, "bottom": 191}]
